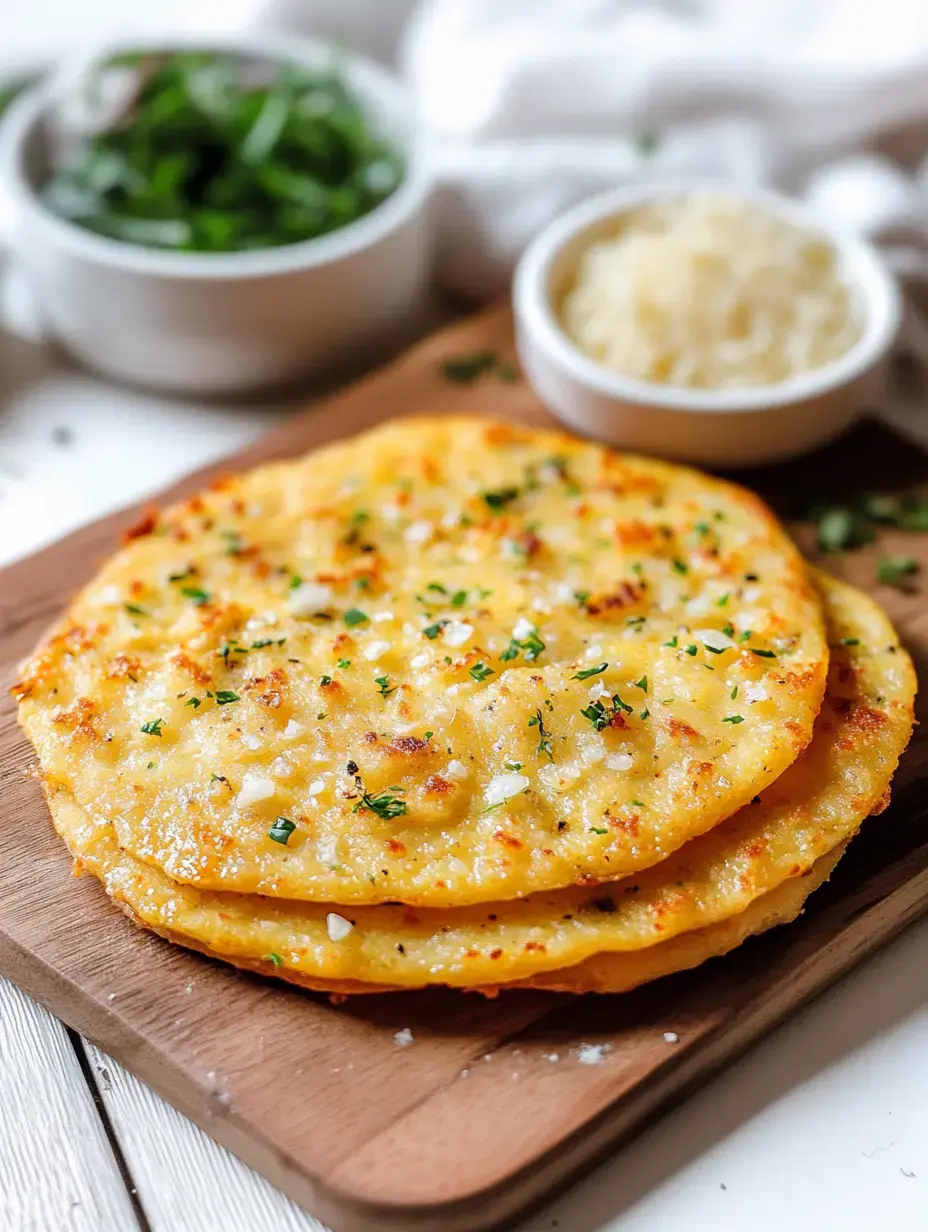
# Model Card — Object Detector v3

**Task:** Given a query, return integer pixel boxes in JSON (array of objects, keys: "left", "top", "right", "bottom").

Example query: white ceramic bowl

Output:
[
  {"left": 514, "top": 182, "right": 902, "bottom": 468},
  {"left": 0, "top": 32, "right": 432, "bottom": 395}
]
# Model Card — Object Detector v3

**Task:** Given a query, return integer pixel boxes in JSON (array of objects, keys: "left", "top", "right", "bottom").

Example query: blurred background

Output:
[{"left": 4, "top": 0, "right": 928, "bottom": 554}]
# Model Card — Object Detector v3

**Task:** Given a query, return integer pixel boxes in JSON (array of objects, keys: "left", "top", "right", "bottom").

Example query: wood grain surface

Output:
[{"left": 1, "top": 306, "right": 927, "bottom": 1232}]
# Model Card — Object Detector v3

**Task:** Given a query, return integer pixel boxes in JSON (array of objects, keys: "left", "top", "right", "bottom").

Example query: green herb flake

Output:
[
  {"left": 469, "top": 661, "right": 495, "bottom": 682},
  {"left": 663, "top": 635, "right": 678, "bottom": 648},
  {"left": 426, "top": 582, "right": 447, "bottom": 595},
  {"left": 685, "top": 644, "right": 698, "bottom": 656},
  {"left": 441, "top": 351, "right": 498, "bottom": 385},
  {"left": 423, "top": 622, "right": 444, "bottom": 640},
  {"left": 320, "top": 675, "right": 332, "bottom": 686},
  {"left": 877, "top": 555, "right": 919, "bottom": 590},
  {"left": 215, "top": 690, "right": 240, "bottom": 705},
  {"left": 750, "top": 648, "right": 777, "bottom": 659},
  {"left": 141, "top": 718, "right": 165, "bottom": 737},
  {"left": 589, "top": 826, "right": 609, "bottom": 835},
  {"left": 265, "top": 952, "right": 283, "bottom": 968},
  {"left": 181, "top": 586, "right": 210, "bottom": 606},
  {"left": 634, "top": 675, "right": 648, "bottom": 693},
  {"left": 337, "top": 658, "right": 352, "bottom": 668},
  {"left": 354, "top": 789, "right": 407, "bottom": 820},
  {"left": 450, "top": 589, "right": 468, "bottom": 607},
  {"left": 731, "top": 685, "right": 739, "bottom": 700},
  {"left": 572, "top": 662, "right": 608, "bottom": 681},
  {"left": 125, "top": 603, "right": 149, "bottom": 617},
  {"left": 841, "top": 637, "right": 861, "bottom": 647},
  {"left": 185, "top": 697, "right": 201, "bottom": 709},
  {"left": 639, "top": 707, "right": 650, "bottom": 720},
  {"left": 268, "top": 817, "right": 296, "bottom": 846},
  {"left": 344, "top": 608, "right": 369, "bottom": 627},
  {"left": 482, "top": 486, "right": 520, "bottom": 511},
  {"left": 375, "top": 675, "right": 395, "bottom": 697},
  {"left": 527, "top": 707, "right": 554, "bottom": 761},
  {"left": 722, "top": 715, "right": 744, "bottom": 725},
  {"left": 672, "top": 558, "right": 689, "bottom": 575}
]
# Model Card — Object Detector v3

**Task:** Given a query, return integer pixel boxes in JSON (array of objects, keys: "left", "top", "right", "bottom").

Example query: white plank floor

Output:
[
  {"left": 0, "top": 980, "right": 140, "bottom": 1232},
  {"left": 82, "top": 1044, "right": 324, "bottom": 1232}
]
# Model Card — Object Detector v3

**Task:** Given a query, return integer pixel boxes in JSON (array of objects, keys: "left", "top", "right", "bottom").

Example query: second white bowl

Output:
[{"left": 513, "top": 182, "right": 901, "bottom": 469}]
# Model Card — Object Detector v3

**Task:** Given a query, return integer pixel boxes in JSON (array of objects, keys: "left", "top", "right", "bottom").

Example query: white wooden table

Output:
[{"left": 2, "top": 324, "right": 928, "bottom": 1232}]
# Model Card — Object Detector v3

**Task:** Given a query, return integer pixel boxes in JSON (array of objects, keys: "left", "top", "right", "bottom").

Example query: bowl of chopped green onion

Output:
[{"left": 0, "top": 33, "right": 432, "bottom": 393}]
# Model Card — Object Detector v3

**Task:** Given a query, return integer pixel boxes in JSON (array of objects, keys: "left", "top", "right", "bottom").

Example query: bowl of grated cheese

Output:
[{"left": 514, "top": 182, "right": 901, "bottom": 468}]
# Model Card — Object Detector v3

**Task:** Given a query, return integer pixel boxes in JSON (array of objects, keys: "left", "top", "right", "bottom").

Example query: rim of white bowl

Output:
[
  {"left": 0, "top": 29, "right": 431, "bottom": 280},
  {"left": 513, "top": 179, "right": 903, "bottom": 415}
]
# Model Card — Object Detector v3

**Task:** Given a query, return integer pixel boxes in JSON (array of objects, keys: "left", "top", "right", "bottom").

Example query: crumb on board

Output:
[
  {"left": 394, "top": 1027, "right": 414, "bottom": 1048},
  {"left": 575, "top": 1043, "right": 612, "bottom": 1066},
  {"left": 664, "top": 1030, "right": 680, "bottom": 1043}
]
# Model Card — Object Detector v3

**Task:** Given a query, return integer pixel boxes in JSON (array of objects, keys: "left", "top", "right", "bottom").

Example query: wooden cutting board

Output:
[{"left": 1, "top": 306, "right": 928, "bottom": 1232}]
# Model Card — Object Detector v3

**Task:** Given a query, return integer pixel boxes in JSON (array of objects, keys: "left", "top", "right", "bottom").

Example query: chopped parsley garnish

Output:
[
  {"left": 482, "top": 486, "right": 520, "bottom": 511},
  {"left": 181, "top": 586, "right": 210, "bottom": 606},
  {"left": 440, "top": 350, "right": 499, "bottom": 384},
  {"left": 731, "top": 685, "right": 739, "bottom": 700},
  {"left": 375, "top": 675, "right": 395, "bottom": 697},
  {"left": 288, "top": 574, "right": 303, "bottom": 589},
  {"left": 716, "top": 594, "right": 730, "bottom": 607},
  {"left": 672, "top": 558, "right": 688, "bottom": 575},
  {"left": 125, "top": 603, "right": 149, "bottom": 617},
  {"left": 877, "top": 555, "right": 919, "bottom": 590},
  {"left": 424, "top": 731, "right": 433, "bottom": 740},
  {"left": 722, "top": 715, "right": 744, "bottom": 725},
  {"left": 320, "top": 675, "right": 332, "bottom": 686},
  {"left": 168, "top": 569, "right": 193, "bottom": 583},
  {"left": 750, "top": 648, "right": 777, "bottom": 659},
  {"left": 739, "top": 630, "right": 753, "bottom": 643},
  {"left": 427, "top": 582, "right": 447, "bottom": 595},
  {"left": 504, "top": 760, "right": 523, "bottom": 772},
  {"left": 469, "top": 661, "right": 495, "bottom": 682},
  {"left": 500, "top": 627, "right": 546, "bottom": 663},
  {"left": 639, "top": 707, "right": 650, "bottom": 720},
  {"left": 663, "top": 635, "right": 678, "bottom": 648},
  {"left": 250, "top": 639, "right": 273, "bottom": 649},
  {"left": 634, "top": 675, "right": 648, "bottom": 693},
  {"left": 629, "top": 799, "right": 645, "bottom": 808},
  {"left": 423, "top": 621, "right": 445, "bottom": 639},
  {"left": 354, "top": 789, "right": 407, "bottom": 820},
  {"left": 572, "top": 662, "right": 607, "bottom": 680},
  {"left": 722, "top": 623, "right": 734, "bottom": 638},
  {"left": 265, "top": 953, "right": 283, "bottom": 968},
  {"left": 685, "top": 644, "right": 698, "bottom": 656},
  {"left": 528, "top": 707, "right": 554, "bottom": 761},
  {"left": 841, "top": 637, "right": 860, "bottom": 647},
  {"left": 337, "top": 658, "right": 352, "bottom": 668},
  {"left": 141, "top": 718, "right": 164, "bottom": 737},
  {"left": 215, "top": 690, "right": 240, "bottom": 705},
  {"left": 574, "top": 590, "right": 591, "bottom": 604},
  {"left": 581, "top": 693, "right": 632, "bottom": 731},
  {"left": 451, "top": 589, "right": 468, "bottom": 607},
  {"left": 185, "top": 697, "right": 201, "bottom": 709},
  {"left": 816, "top": 507, "right": 874, "bottom": 553},
  {"left": 589, "top": 826, "right": 608, "bottom": 835},
  {"left": 344, "top": 608, "right": 369, "bottom": 626},
  {"left": 268, "top": 817, "right": 296, "bottom": 845}
]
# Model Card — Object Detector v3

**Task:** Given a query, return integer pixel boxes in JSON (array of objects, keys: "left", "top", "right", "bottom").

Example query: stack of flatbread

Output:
[{"left": 15, "top": 417, "right": 915, "bottom": 996}]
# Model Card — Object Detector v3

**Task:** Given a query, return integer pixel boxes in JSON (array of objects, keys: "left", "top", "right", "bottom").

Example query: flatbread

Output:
[
  {"left": 36, "top": 573, "right": 913, "bottom": 990},
  {"left": 16, "top": 415, "right": 827, "bottom": 906}
]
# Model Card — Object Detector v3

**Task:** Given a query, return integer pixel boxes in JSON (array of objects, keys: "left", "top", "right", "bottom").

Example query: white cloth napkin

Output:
[{"left": 397, "top": 0, "right": 928, "bottom": 342}]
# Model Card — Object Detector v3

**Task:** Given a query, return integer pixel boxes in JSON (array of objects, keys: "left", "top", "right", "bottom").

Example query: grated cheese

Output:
[{"left": 561, "top": 192, "right": 860, "bottom": 389}]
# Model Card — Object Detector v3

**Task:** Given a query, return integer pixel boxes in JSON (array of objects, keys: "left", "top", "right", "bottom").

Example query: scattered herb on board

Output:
[
  {"left": 42, "top": 52, "right": 403, "bottom": 253},
  {"left": 877, "top": 555, "right": 919, "bottom": 591},
  {"left": 440, "top": 351, "right": 521, "bottom": 386}
]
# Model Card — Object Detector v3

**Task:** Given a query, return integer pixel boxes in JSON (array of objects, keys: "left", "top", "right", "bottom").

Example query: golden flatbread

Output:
[
  {"left": 34, "top": 573, "right": 912, "bottom": 991},
  {"left": 16, "top": 416, "right": 827, "bottom": 907}
]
